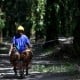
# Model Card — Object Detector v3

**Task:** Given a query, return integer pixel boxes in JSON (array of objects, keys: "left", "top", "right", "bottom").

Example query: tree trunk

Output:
[
  {"left": 44, "top": 0, "right": 58, "bottom": 48},
  {"left": 0, "top": 30, "right": 3, "bottom": 43}
]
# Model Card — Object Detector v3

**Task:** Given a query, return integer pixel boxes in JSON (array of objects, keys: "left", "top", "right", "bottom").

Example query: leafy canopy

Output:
[{"left": 0, "top": 18, "right": 5, "bottom": 30}]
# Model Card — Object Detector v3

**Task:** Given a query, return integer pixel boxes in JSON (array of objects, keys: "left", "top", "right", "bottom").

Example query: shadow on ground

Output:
[{"left": 1, "top": 72, "right": 80, "bottom": 80}]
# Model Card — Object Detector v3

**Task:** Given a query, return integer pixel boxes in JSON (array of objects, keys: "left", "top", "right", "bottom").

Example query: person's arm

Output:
[
  {"left": 25, "top": 36, "right": 32, "bottom": 48},
  {"left": 24, "top": 35, "right": 33, "bottom": 55},
  {"left": 27, "top": 41, "right": 32, "bottom": 52},
  {"left": 27, "top": 41, "right": 32, "bottom": 48},
  {"left": 9, "top": 44, "right": 13, "bottom": 55},
  {"left": 25, "top": 36, "right": 32, "bottom": 51},
  {"left": 9, "top": 36, "right": 15, "bottom": 55}
]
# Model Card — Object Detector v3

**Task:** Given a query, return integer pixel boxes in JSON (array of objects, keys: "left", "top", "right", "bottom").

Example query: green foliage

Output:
[
  {"left": 56, "top": 0, "right": 78, "bottom": 37},
  {"left": 0, "top": 0, "right": 79, "bottom": 39},
  {"left": 0, "top": 18, "right": 5, "bottom": 29},
  {"left": 0, "top": 11, "right": 5, "bottom": 30},
  {"left": 31, "top": 0, "right": 46, "bottom": 39},
  {"left": 32, "top": 63, "right": 76, "bottom": 73}
]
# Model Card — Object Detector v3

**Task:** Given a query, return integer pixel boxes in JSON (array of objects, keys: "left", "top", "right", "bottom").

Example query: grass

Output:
[{"left": 30, "top": 62, "right": 77, "bottom": 73}]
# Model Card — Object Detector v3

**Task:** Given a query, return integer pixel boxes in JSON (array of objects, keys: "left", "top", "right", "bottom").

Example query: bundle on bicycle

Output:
[{"left": 10, "top": 48, "right": 32, "bottom": 78}]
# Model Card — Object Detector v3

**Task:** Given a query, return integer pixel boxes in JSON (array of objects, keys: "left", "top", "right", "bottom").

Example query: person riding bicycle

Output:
[
  {"left": 9, "top": 25, "right": 32, "bottom": 76},
  {"left": 9, "top": 25, "right": 32, "bottom": 55}
]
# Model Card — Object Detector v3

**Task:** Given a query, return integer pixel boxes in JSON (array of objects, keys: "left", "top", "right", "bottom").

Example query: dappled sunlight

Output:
[
  {"left": 32, "top": 60, "right": 52, "bottom": 65},
  {"left": 30, "top": 63, "right": 77, "bottom": 73},
  {"left": 36, "top": 72, "right": 80, "bottom": 80},
  {"left": 0, "top": 47, "right": 8, "bottom": 50},
  {"left": 0, "top": 37, "right": 80, "bottom": 79}
]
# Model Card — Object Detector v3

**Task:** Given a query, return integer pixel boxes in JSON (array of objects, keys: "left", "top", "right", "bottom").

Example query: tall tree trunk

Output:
[
  {"left": 0, "top": 30, "right": 3, "bottom": 43},
  {"left": 44, "top": 0, "right": 58, "bottom": 48},
  {"left": 73, "top": 0, "right": 80, "bottom": 57}
]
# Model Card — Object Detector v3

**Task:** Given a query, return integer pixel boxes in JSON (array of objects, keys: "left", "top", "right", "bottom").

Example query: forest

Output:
[{"left": 0, "top": 0, "right": 80, "bottom": 58}]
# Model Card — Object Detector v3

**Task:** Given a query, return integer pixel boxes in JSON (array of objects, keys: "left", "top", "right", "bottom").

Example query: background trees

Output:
[
  {"left": 0, "top": 8, "right": 5, "bottom": 42},
  {"left": 0, "top": 0, "right": 80, "bottom": 52},
  {"left": 73, "top": 0, "right": 80, "bottom": 55}
]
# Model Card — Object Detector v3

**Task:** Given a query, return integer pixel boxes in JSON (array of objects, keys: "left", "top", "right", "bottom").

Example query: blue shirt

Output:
[{"left": 12, "top": 34, "right": 30, "bottom": 53}]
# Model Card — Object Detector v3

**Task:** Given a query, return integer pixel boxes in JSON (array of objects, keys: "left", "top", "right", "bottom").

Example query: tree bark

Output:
[{"left": 44, "top": 0, "right": 58, "bottom": 48}]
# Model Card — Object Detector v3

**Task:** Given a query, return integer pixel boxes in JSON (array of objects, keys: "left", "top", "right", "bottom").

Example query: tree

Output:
[
  {"left": 31, "top": 0, "right": 46, "bottom": 41},
  {"left": 73, "top": 0, "right": 80, "bottom": 56},
  {"left": 0, "top": 9, "right": 5, "bottom": 42},
  {"left": 1, "top": 0, "right": 33, "bottom": 37},
  {"left": 44, "top": 0, "right": 59, "bottom": 47}
]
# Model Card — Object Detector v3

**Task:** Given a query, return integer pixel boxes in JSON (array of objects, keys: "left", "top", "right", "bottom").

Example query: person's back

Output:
[{"left": 12, "top": 34, "right": 31, "bottom": 53}]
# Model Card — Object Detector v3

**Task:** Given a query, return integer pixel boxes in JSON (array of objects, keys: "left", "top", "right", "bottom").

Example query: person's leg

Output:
[{"left": 13, "top": 66, "right": 17, "bottom": 75}]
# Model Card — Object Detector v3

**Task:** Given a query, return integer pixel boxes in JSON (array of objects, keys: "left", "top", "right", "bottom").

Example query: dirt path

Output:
[{"left": 0, "top": 38, "right": 80, "bottom": 80}]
